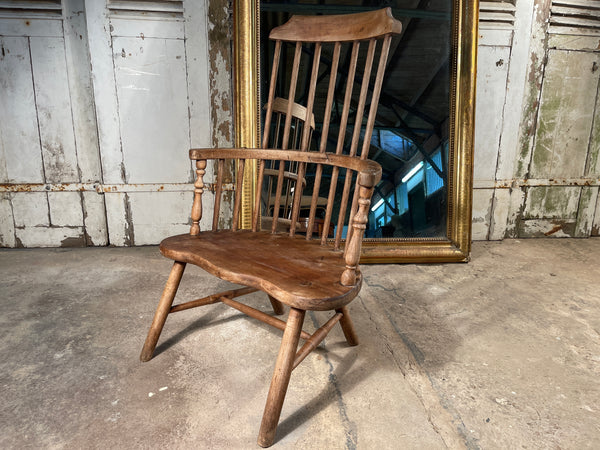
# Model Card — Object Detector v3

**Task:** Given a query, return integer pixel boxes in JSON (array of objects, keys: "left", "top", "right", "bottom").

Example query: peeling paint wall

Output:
[
  {"left": 1, "top": 0, "right": 597, "bottom": 247},
  {"left": 0, "top": 0, "right": 106, "bottom": 247},
  {"left": 0, "top": 0, "right": 231, "bottom": 247},
  {"left": 473, "top": 0, "right": 600, "bottom": 240}
]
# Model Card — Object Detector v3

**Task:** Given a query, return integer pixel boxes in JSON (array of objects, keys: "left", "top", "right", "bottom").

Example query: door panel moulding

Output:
[
  {"left": 0, "top": 182, "right": 234, "bottom": 193},
  {"left": 474, "top": 178, "right": 600, "bottom": 189}
]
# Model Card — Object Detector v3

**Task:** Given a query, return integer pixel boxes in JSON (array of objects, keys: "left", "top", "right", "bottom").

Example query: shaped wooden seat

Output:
[
  {"left": 140, "top": 8, "right": 401, "bottom": 447},
  {"left": 161, "top": 231, "right": 361, "bottom": 310}
]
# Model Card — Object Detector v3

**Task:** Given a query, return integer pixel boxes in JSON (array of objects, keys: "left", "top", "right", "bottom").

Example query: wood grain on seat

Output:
[{"left": 160, "top": 231, "right": 361, "bottom": 311}]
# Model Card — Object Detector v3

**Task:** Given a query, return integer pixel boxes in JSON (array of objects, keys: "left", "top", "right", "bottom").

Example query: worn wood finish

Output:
[
  {"left": 160, "top": 231, "right": 362, "bottom": 311},
  {"left": 141, "top": 9, "right": 399, "bottom": 447},
  {"left": 170, "top": 286, "right": 258, "bottom": 313},
  {"left": 293, "top": 312, "right": 343, "bottom": 369},
  {"left": 268, "top": 295, "right": 285, "bottom": 315},
  {"left": 220, "top": 296, "right": 311, "bottom": 341},
  {"left": 140, "top": 261, "right": 186, "bottom": 362},
  {"left": 258, "top": 308, "right": 305, "bottom": 447},
  {"left": 269, "top": 8, "right": 402, "bottom": 43},
  {"left": 337, "top": 305, "right": 359, "bottom": 346}
]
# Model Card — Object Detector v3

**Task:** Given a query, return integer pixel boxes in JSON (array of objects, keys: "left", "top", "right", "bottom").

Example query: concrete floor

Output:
[{"left": 1, "top": 239, "right": 599, "bottom": 449}]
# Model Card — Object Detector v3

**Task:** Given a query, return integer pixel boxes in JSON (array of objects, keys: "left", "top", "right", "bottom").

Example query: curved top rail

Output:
[
  {"left": 269, "top": 7, "right": 402, "bottom": 43},
  {"left": 189, "top": 148, "right": 382, "bottom": 187}
]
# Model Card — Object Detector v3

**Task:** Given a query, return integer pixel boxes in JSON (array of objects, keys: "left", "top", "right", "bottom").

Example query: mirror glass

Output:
[{"left": 259, "top": 1, "right": 451, "bottom": 239}]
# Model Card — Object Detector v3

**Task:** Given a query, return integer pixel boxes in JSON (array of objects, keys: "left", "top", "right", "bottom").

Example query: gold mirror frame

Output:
[{"left": 233, "top": 0, "right": 479, "bottom": 263}]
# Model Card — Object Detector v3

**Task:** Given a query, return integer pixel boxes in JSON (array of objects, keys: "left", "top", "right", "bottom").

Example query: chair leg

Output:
[
  {"left": 336, "top": 306, "right": 359, "bottom": 346},
  {"left": 140, "top": 261, "right": 186, "bottom": 362},
  {"left": 268, "top": 295, "right": 285, "bottom": 315},
  {"left": 258, "top": 307, "right": 306, "bottom": 447}
]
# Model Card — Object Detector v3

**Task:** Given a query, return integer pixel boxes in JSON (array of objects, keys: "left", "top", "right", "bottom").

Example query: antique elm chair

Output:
[{"left": 140, "top": 8, "right": 401, "bottom": 447}]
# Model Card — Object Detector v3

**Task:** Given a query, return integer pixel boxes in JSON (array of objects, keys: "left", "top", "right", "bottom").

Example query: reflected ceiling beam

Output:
[
  {"left": 382, "top": 0, "right": 430, "bottom": 93},
  {"left": 390, "top": 104, "right": 444, "bottom": 178},
  {"left": 407, "top": 58, "right": 449, "bottom": 108},
  {"left": 294, "top": 43, "right": 438, "bottom": 129},
  {"left": 259, "top": 3, "right": 450, "bottom": 20},
  {"left": 379, "top": 96, "right": 438, "bottom": 127},
  {"left": 374, "top": 185, "right": 399, "bottom": 214}
]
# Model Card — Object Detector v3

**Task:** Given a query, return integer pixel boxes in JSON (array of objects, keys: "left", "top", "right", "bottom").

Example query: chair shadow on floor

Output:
[
  {"left": 152, "top": 306, "right": 239, "bottom": 358},
  {"left": 150, "top": 293, "right": 371, "bottom": 443},
  {"left": 276, "top": 343, "right": 366, "bottom": 442}
]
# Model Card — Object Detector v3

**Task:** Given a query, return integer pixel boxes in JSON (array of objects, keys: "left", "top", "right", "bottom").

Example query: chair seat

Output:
[{"left": 160, "top": 231, "right": 362, "bottom": 311}]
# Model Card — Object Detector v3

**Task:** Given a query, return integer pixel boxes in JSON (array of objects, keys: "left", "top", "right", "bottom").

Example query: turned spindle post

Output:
[
  {"left": 341, "top": 184, "right": 372, "bottom": 286},
  {"left": 190, "top": 159, "right": 206, "bottom": 236}
]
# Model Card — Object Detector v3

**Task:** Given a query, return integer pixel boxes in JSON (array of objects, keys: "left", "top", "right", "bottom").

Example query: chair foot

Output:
[
  {"left": 268, "top": 295, "right": 285, "bottom": 315},
  {"left": 140, "top": 261, "right": 186, "bottom": 362},
  {"left": 337, "top": 306, "right": 359, "bottom": 346},
  {"left": 258, "top": 308, "right": 305, "bottom": 447}
]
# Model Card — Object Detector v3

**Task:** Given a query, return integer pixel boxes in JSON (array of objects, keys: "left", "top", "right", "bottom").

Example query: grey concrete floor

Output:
[{"left": 1, "top": 239, "right": 599, "bottom": 449}]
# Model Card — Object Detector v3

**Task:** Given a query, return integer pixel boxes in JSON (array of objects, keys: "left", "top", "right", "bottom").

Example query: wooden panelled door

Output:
[{"left": 0, "top": 0, "right": 217, "bottom": 247}]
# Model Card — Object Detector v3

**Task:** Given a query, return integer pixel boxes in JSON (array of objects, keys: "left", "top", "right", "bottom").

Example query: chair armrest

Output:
[{"left": 189, "top": 148, "right": 381, "bottom": 188}]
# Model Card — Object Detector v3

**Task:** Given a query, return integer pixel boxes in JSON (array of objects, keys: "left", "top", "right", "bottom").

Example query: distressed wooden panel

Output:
[
  {"left": 587, "top": 85, "right": 600, "bottom": 176},
  {"left": 488, "top": 188, "right": 511, "bottom": 240},
  {"left": 518, "top": 218, "right": 577, "bottom": 238},
  {"left": 109, "top": 17, "right": 185, "bottom": 39},
  {"left": 15, "top": 226, "right": 86, "bottom": 248},
  {"left": 575, "top": 186, "right": 599, "bottom": 237},
  {"left": 85, "top": 1, "right": 125, "bottom": 184},
  {"left": 548, "top": 35, "right": 600, "bottom": 51},
  {"left": 0, "top": 36, "right": 44, "bottom": 183},
  {"left": 11, "top": 192, "right": 49, "bottom": 227},
  {"left": 30, "top": 36, "right": 80, "bottom": 183},
  {"left": 64, "top": 0, "right": 108, "bottom": 245},
  {"left": 549, "top": 0, "right": 600, "bottom": 36},
  {"left": 592, "top": 189, "right": 600, "bottom": 236},
  {"left": 474, "top": 45, "right": 511, "bottom": 182},
  {"left": 0, "top": 193, "right": 15, "bottom": 247},
  {"left": 113, "top": 36, "right": 191, "bottom": 184},
  {"left": 495, "top": 0, "right": 536, "bottom": 181},
  {"left": 472, "top": 188, "right": 494, "bottom": 240},
  {"left": 505, "top": 187, "right": 526, "bottom": 238},
  {"left": 48, "top": 192, "right": 84, "bottom": 227},
  {"left": 108, "top": 0, "right": 184, "bottom": 18},
  {"left": 63, "top": 0, "right": 103, "bottom": 184},
  {"left": 127, "top": 191, "right": 195, "bottom": 245},
  {"left": 479, "top": 0, "right": 516, "bottom": 31},
  {"left": 530, "top": 50, "right": 600, "bottom": 179},
  {"left": 82, "top": 191, "right": 109, "bottom": 246},
  {"left": 478, "top": 28, "right": 513, "bottom": 47},
  {"left": 104, "top": 193, "right": 133, "bottom": 246},
  {"left": 183, "top": 0, "right": 213, "bottom": 150},
  {"left": 0, "top": 18, "right": 63, "bottom": 37},
  {"left": 524, "top": 186, "right": 582, "bottom": 219}
]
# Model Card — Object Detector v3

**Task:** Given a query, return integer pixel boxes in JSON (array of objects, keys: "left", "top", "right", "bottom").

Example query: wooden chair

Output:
[{"left": 140, "top": 8, "right": 401, "bottom": 447}]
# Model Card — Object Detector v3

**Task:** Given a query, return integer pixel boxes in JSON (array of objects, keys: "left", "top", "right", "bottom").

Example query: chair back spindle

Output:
[{"left": 207, "top": 8, "right": 400, "bottom": 255}]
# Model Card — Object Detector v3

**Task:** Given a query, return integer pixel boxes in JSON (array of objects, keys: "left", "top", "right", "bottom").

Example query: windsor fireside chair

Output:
[{"left": 140, "top": 8, "right": 401, "bottom": 447}]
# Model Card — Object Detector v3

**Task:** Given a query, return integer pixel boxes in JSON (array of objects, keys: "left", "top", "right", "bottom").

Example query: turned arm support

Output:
[
  {"left": 190, "top": 159, "right": 206, "bottom": 235},
  {"left": 341, "top": 180, "right": 374, "bottom": 286}
]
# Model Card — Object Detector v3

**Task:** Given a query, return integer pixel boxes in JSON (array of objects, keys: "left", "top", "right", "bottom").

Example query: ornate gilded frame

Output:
[{"left": 233, "top": 0, "right": 479, "bottom": 263}]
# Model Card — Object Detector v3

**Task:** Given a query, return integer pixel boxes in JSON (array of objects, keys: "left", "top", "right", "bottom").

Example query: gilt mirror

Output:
[{"left": 233, "top": 0, "right": 478, "bottom": 263}]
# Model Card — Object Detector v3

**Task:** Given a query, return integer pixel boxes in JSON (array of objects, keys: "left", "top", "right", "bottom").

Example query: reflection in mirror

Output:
[{"left": 260, "top": 1, "right": 451, "bottom": 239}]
